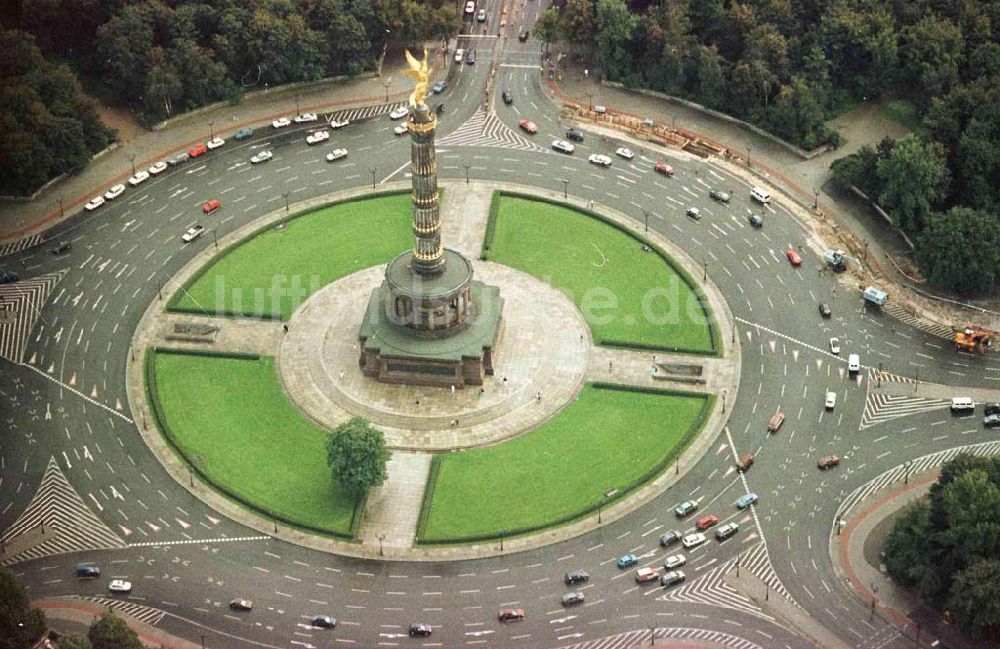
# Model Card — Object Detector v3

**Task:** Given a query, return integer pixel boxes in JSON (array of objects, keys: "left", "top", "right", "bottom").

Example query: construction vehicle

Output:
[
  {"left": 863, "top": 286, "right": 888, "bottom": 306},
  {"left": 824, "top": 250, "right": 859, "bottom": 272},
  {"left": 953, "top": 325, "right": 997, "bottom": 354}
]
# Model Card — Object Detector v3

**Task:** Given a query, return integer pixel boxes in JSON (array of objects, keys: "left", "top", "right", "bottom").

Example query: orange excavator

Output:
[{"left": 953, "top": 325, "right": 998, "bottom": 354}]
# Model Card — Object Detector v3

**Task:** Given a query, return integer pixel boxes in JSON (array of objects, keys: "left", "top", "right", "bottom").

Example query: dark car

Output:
[
  {"left": 985, "top": 404, "right": 1000, "bottom": 417},
  {"left": 519, "top": 30, "right": 529, "bottom": 41},
  {"left": 659, "top": 530, "right": 682, "bottom": 547},
  {"left": 984, "top": 414, "right": 1000, "bottom": 428},
  {"left": 819, "top": 302, "right": 832, "bottom": 318},
  {"left": 50, "top": 241, "right": 71, "bottom": 255},
  {"left": 498, "top": 607, "right": 525, "bottom": 622},
  {"left": 817, "top": 455, "right": 841, "bottom": 469},
  {"left": 312, "top": 616, "right": 336, "bottom": 628},
  {"left": 75, "top": 563, "right": 101, "bottom": 578},
  {"left": 737, "top": 453, "right": 754, "bottom": 472},
  {"left": 660, "top": 570, "right": 685, "bottom": 587},
  {"left": 234, "top": 127, "right": 254, "bottom": 141},
  {"left": 674, "top": 500, "right": 698, "bottom": 517},
  {"left": 0, "top": 270, "right": 19, "bottom": 284},
  {"left": 502, "top": 89, "right": 513, "bottom": 104},
  {"left": 466, "top": 50, "right": 476, "bottom": 65},
  {"left": 229, "top": 598, "right": 253, "bottom": 611},
  {"left": 409, "top": 623, "right": 432, "bottom": 637},
  {"left": 709, "top": 188, "right": 730, "bottom": 203},
  {"left": 561, "top": 591, "right": 585, "bottom": 606},
  {"left": 564, "top": 569, "right": 589, "bottom": 585},
  {"left": 748, "top": 213, "right": 763, "bottom": 228},
  {"left": 566, "top": 128, "right": 584, "bottom": 142},
  {"left": 431, "top": 80, "right": 447, "bottom": 94}
]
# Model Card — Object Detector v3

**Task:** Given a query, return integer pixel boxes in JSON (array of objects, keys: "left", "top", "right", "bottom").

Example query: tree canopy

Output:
[
  {"left": 88, "top": 614, "right": 143, "bottom": 649},
  {"left": 325, "top": 417, "right": 391, "bottom": 495},
  {"left": 882, "top": 454, "right": 1000, "bottom": 636},
  {"left": 0, "top": 567, "right": 46, "bottom": 649}
]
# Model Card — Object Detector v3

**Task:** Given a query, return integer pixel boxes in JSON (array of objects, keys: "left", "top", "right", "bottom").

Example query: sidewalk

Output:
[
  {"left": 33, "top": 598, "right": 204, "bottom": 649},
  {"left": 834, "top": 471, "right": 994, "bottom": 649},
  {"left": 0, "top": 49, "right": 443, "bottom": 243}
]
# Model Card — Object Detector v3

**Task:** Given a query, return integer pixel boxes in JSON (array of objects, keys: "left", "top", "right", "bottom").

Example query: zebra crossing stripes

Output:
[
  {"left": 657, "top": 555, "right": 774, "bottom": 621},
  {"left": 74, "top": 596, "right": 166, "bottom": 626},
  {"left": 0, "top": 269, "right": 66, "bottom": 363},
  {"left": 326, "top": 102, "right": 406, "bottom": 125},
  {"left": 128, "top": 534, "right": 270, "bottom": 548},
  {"left": 836, "top": 439, "right": 1000, "bottom": 520},
  {"left": 437, "top": 106, "right": 547, "bottom": 152},
  {"left": 0, "top": 234, "right": 43, "bottom": 258},
  {"left": 1, "top": 457, "right": 126, "bottom": 566},
  {"left": 866, "top": 367, "right": 914, "bottom": 384},
  {"left": 883, "top": 302, "right": 955, "bottom": 341},
  {"left": 860, "top": 392, "right": 947, "bottom": 430},
  {"left": 555, "top": 626, "right": 764, "bottom": 649}
]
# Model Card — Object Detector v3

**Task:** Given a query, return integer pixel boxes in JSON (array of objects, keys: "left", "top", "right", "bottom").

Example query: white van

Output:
[
  {"left": 750, "top": 186, "right": 771, "bottom": 204},
  {"left": 847, "top": 354, "right": 860, "bottom": 374},
  {"left": 951, "top": 397, "right": 974, "bottom": 412}
]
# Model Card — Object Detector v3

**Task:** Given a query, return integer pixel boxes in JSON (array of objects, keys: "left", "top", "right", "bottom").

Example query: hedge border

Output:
[
  {"left": 480, "top": 191, "right": 719, "bottom": 356},
  {"left": 414, "top": 382, "right": 714, "bottom": 545},
  {"left": 145, "top": 347, "right": 361, "bottom": 541},
  {"left": 166, "top": 189, "right": 411, "bottom": 321}
]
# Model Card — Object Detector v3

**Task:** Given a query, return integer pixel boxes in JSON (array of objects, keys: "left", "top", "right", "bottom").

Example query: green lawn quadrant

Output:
[
  {"left": 170, "top": 193, "right": 414, "bottom": 320},
  {"left": 486, "top": 196, "right": 716, "bottom": 353},
  {"left": 150, "top": 351, "right": 358, "bottom": 536},
  {"left": 418, "top": 384, "right": 710, "bottom": 542}
]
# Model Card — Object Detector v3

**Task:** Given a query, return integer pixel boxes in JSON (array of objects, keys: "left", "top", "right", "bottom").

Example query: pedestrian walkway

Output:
[
  {"left": 34, "top": 597, "right": 201, "bottom": 649},
  {"left": 437, "top": 105, "right": 545, "bottom": 151},
  {"left": 0, "top": 269, "right": 66, "bottom": 363},
  {"left": 357, "top": 452, "right": 431, "bottom": 551}
]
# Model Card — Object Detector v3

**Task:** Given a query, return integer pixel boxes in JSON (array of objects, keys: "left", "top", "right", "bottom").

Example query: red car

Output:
[
  {"left": 785, "top": 248, "right": 802, "bottom": 266},
  {"left": 498, "top": 607, "right": 525, "bottom": 622},
  {"left": 189, "top": 143, "right": 208, "bottom": 158},
  {"left": 818, "top": 455, "right": 841, "bottom": 470},
  {"left": 655, "top": 162, "right": 674, "bottom": 176},
  {"left": 202, "top": 199, "right": 221, "bottom": 214},
  {"left": 518, "top": 119, "right": 537, "bottom": 134},
  {"left": 696, "top": 515, "right": 719, "bottom": 530}
]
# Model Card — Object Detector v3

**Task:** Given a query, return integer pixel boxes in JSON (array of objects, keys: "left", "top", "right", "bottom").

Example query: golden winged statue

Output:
[{"left": 401, "top": 48, "right": 430, "bottom": 108}]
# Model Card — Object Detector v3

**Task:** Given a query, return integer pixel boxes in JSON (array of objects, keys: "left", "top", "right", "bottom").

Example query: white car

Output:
[
  {"left": 588, "top": 153, "right": 612, "bottom": 167},
  {"left": 829, "top": 337, "right": 840, "bottom": 354},
  {"left": 464, "top": 1, "right": 475, "bottom": 14},
  {"left": 394, "top": 123, "right": 409, "bottom": 136},
  {"left": 326, "top": 148, "right": 348, "bottom": 162},
  {"left": 206, "top": 137, "right": 225, "bottom": 150},
  {"left": 104, "top": 184, "right": 125, "bottom": 200},
  {"left": 84, "top": 196, "right": 105, "bottom": 211},
  {"left": 389, "top": 106, "right": 409, "bottom": 120},
  {"left": 108, "top": 579, "right": 132, "bottom": 593},
  {"left": 681, "top": 532, "right": 707, "bottom": 549},
  {"left": 128, "top": 170, "right": 149, "bottom": 186},
  {"left": 181, "top": 225, "right": 205, "bottom": 243},
  {"left": 615, "top": 147, "right": 634, "bottom": 159},
  {"left": 148, "top": 161, "right": 168, "bottom": 176},
  {"left": 454, "top": 48, "right": 464, "bottom": 62},
  {"left": 306, "top": 130, "right": 330, "bottom": 145},
  {"left": 250, "top": 150, "right": 272, "bottom": 164},
  {"left": 329, "top": 118, "right": 349, "bottom": 129},
  {"left": 686, "top": 207, "right": 701, "bottom": 220},
  {"left": 825, "top": 391, "right": 837, "bottom": 410},
  {"left": 294, "top": 113, "right": 318, "bottom": 123},
  {"left": 594, "top": 105, "right": 607, "bottom": 114},
  {"left": 551, "top": 140, "right": 575, "bottom": 154},
  {"left": 272, "top": 117, "right": 292, "bottom": 129},
  {"left": 663, "top": 554, "right": 686, "bottom": 569}
]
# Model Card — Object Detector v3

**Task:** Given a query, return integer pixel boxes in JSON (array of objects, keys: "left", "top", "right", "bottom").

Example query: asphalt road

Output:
[{"left": 2, "top": 2, "right": 999, "bottom": 648}]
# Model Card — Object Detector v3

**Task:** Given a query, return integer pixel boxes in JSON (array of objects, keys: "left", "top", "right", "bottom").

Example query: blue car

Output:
[
  {"left": 431, "top": 80, "right": 447, "bottom": 94},
  {"left": 616, "top": 553, "right": 638, "bottom": 569},
  {"left": 234, "top": 127, "right": 254, "bottom": 140},
  {"left": 737, "top": 492, "right": 759, "bottom": 509}
]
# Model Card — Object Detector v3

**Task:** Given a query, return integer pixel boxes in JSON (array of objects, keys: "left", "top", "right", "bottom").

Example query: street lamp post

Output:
[
  {"left": 212, "top": 229, "right": 218, "bottom": 250},
  {"left": 370, "top": 167, "right": 377, "bottom": 189},
  {"left": 128, "top": 154, "right": 136, "bottom": 177},
  {"left": 376, "top": 533, "right": 386, "bottom": 556},
  {"left": 597, "top": 487, "right": 617, "bottom": 524},
  {"left": 703, "top": 260, "right": 708, "bottom": 281},
  {"left": 587, "top": 92, "right": 593, "bottom": 111},
  {"left": 294, "top": 94, "right": 300, "bottom": 116},
  {"left": 499, "top": 529, "right": 509, "bottom": 551},
  {"left": 813, "top": 187, "right": 819, "bottom": 210},
  {"left": 200, "top": 635, "right": 206, "bottom": 649},
  {"left": 870, "top": 584, "right": 878, "bottom": 621},
  {"left": 904, "top": 460, "right": 913, "bottom": 484},
  {"left": 58, "top": 197, "right": 64, "bottom": 218},
  {"left": 560, "top": 179, "right": 568, "bottom": 199},
  {"left": 746, "top": 145, "right": 752, "bottom": 168},
  {"left": 723, "top": 388, "right": 727, "bottom": 413},
  {"left": 878, "top": 362, "right": 883, "bottom": 388},
  {"left": 282, "top": 192, "right": 290, "bottom": 212},
  {"left": 643, "top": 210, "right": 649, "bottom": 233},
  {"left": 209, "top": 120, "right": 215, "bottom": 140},
  {"left": 383, "top": 77, "right": 392, "bottom": 103},
  {"left": 463, "top": 164, "right": 471, "bottom": 184}
]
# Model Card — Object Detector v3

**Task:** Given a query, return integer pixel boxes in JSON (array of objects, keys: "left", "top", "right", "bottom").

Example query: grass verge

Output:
[
  {"left": 169, "top": 192, "right": 413, "bottom": 320},
  {"left": 417, "top": 384, "right": 710, "bottom": 543},
  {"left": 879, "top": 99, "right": 920, "bottom": 131},
  {"left": 485, "top": 195, "right": 715, "bottom": 353},
  {"left": 148, "top": 350, "right": 358, "bottom": 537}
]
